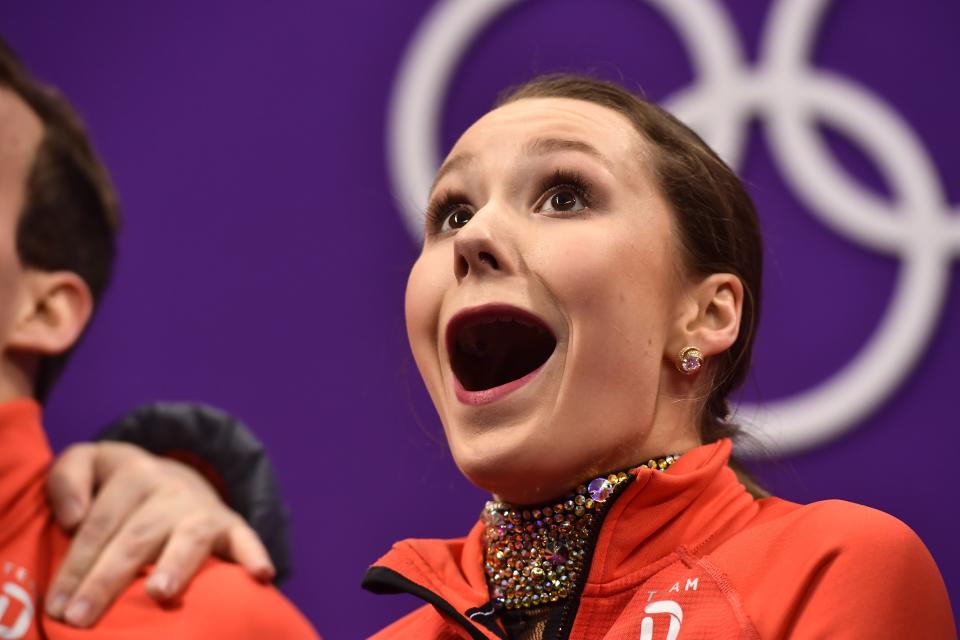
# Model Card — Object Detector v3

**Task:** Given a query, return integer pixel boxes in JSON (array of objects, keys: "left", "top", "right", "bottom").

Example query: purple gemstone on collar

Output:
[
  {"left": 544, "top": 541, "right": 569, "bottom": 566},
  {"left": 588, "top": 477, "right": 613, "bottom": 502}
]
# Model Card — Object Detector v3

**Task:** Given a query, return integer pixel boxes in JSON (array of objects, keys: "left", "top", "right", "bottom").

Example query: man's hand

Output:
[{"left": 44, "top": 441, "right": 275, "bottom": 628}]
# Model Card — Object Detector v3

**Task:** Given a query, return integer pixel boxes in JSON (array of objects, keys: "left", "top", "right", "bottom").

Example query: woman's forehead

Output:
[
  {"left": 432, "top": 98, "right": 650, "bottom": 197},
  {"left": 446, "top": 97, "right": 644, "bottom": 168}
]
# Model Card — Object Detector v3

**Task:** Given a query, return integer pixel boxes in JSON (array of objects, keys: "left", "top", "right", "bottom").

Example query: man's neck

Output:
[{"left": 0, "top": 353, "right": 36, "bottom": 404}]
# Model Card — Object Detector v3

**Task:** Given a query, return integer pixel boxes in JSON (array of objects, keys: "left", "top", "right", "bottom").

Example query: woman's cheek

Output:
[
  {"left": 544, "top": 229, "right": 652, "bottom": 318},
  {"left": 405, "top": 252, "right": 447, "bottom": 393},
  {"left": 547, "top": 232, "right": 667, "bottom": 390}
]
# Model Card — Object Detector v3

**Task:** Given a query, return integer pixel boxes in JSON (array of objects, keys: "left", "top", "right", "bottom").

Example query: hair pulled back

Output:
[{"left": 499, "top": 75, "right": 763, "bottom": 474}]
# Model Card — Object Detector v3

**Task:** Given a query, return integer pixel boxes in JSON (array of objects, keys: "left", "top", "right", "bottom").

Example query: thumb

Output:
[{"left": 46, "top": 442, "right": 97, "bottom": 530}]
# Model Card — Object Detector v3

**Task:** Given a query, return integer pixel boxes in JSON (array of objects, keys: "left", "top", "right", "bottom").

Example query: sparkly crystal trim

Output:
[{"left": 482, "top": 454, "right": 680, "bottom": 610}]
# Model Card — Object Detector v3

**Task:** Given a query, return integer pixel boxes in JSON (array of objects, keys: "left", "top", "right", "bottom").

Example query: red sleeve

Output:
[
  {"left": 784, "top": 506, "right": 955, "bottom": 638},
  {"left": 42, "top": 560, "right": 320, "bottom": 639},
  {"left": 369, "top": 604, "right": 447, "bottom": 639}
]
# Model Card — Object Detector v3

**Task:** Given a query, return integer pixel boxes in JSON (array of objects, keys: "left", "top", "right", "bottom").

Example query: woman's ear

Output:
[
  {"left": 670, "top": 273, "right": 744, "bottom": 359},
  {"left": 8, "top": 270, "right": 93, "bottom": 356}
]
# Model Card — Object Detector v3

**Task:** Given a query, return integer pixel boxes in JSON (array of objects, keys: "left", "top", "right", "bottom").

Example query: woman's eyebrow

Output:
[
  {"left": 430, "top": 137, "right": 610, "bottom": 195},
  {"left": 432, "top": 153, "right": 474, "bottom": 194},
  {"left": 524, "top": 137, "right": 611, "bottom": 169}
]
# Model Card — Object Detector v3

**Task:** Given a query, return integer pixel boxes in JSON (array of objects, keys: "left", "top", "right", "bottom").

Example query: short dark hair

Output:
[{"left": 0, "top": 37, "right": 120, "bottom": 400}]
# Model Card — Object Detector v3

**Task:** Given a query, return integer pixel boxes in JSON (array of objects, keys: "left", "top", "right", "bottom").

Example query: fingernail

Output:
[
  {"left": 46, "top": 591, "right": 69, "bottom": 618},
  {"left": 252, "top": 564, "right": 275, "bottom": 582},
  {"left": 64, "top": 598, "right": 92, "bottom": 627},
  {"left": 147, "top": 571, "right": 177, "bottom": 598}
]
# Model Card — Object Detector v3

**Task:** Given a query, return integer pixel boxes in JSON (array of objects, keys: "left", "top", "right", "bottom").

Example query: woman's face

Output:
[{"left": 406, "top": 97, "right": 705, "bottom": 504}]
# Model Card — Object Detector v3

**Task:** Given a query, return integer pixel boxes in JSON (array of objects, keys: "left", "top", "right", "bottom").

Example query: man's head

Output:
[{"left": 0, "top": 37, "right": 119, "bottom": 401}]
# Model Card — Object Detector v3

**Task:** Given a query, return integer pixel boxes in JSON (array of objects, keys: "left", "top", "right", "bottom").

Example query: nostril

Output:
[
  {"left": 478, "top": 251, "right": 499, "bottom": 270},
  {"left": 455, "top": 254, "right": 469, "bottom": 279}
]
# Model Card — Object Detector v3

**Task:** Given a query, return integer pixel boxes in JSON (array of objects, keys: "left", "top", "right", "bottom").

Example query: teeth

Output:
[
  {"left": 455, "top": 313, "right": 551, "bottom": 358},
  {"left": 484, "top": 314, "right": 544, "bottom": 330},
  {"left": 508, "top": 315, "right": 534, "bottom": 328}
]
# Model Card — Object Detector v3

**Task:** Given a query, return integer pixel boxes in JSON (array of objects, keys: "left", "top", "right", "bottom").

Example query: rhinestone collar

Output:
[{"left": 481, "top": 454, "right": 680, "bottom": 611}]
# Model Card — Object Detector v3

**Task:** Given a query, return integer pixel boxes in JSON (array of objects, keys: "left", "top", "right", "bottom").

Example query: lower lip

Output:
[{"left": 454, "top": 364, "right": 545, "bottom": 406}]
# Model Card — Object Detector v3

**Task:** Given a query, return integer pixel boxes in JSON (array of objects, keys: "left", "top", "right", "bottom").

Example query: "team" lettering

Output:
[{"left": 647, "top": 576, "right": 700, "bottom": 601}]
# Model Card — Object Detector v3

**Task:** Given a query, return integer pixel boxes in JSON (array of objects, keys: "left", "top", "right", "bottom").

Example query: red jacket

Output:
[
  {"left": 0, "top": 398, "right": 319, "bottom": 639},
  {"left": 364, "top": 439, "right": 955, "bottom": 638}
]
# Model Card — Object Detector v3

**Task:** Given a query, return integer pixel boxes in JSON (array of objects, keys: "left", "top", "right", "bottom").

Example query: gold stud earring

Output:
[{"left": 677, "top": 346, "right": 704, "bottom": 374}]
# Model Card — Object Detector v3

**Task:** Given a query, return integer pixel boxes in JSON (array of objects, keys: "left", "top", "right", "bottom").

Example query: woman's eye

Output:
[
  {"left": 442, "top": 206, "right": 473, "bottom": 231},
  {"left": 540, "top": 188, "right": 585, "bottom": 213}
]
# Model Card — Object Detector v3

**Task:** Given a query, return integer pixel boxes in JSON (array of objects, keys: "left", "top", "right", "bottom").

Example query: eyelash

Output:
[
  {"left": 424, "top": 169, "right": 595, "bottom": 233},
  {"left": 424, "top": 192, "right": 466, "bottom": 232}
]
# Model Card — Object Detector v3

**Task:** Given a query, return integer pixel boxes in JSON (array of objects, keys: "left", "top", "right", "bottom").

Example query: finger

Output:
[
  {"left": 45, "top": 464, "right": 152, "bottom": 620},
  {"left": 145, "top": 516, "right": 218, "bottom": 601},
  {"left": 219, "top": 523, "right": 275, "bottom": 582},
  {"left": 47, "top": 443, "right": 97, "bottom": 530},
  {"left": 61, "top": 506, "right": 168, "bottom": 627}
]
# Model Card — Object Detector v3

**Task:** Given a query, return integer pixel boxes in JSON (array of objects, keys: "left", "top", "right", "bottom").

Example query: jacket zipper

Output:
[{"left": 548, "top": 477, "right": 633, "bottom": 639}]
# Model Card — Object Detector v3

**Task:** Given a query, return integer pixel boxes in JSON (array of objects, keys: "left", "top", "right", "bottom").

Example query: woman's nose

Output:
[{"left": 452, "top": 208, "right": 514, "bottom": 283}]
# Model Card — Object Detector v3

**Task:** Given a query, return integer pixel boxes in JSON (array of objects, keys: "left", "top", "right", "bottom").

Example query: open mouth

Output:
[{"left": 446, "top": 305, "right": 557, "bottom": 392}]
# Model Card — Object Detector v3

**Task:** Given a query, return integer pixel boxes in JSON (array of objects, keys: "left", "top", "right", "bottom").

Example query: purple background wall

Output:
[{"left": 1, "top": 1, "right": 957, "bottom": 637}]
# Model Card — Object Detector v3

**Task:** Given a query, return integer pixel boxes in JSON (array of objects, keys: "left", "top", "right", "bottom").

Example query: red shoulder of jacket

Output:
[
  {"left": 708, "top": 498, "right": 956, "bottom": 638},
  {"left": 362, "top": 524, "right": 503, "bottom": 639},
  {"left": 42, "top": 560, "right": 320, "bottom": 639},
  {"left": 731, "top": 497, "right": 941, "bottom": 562},
  {"left": 367, "top": 603, "right": 461, "bottom": 639},
  {"left": 364, "top": 523, "right": 487, "bottom": 604}
]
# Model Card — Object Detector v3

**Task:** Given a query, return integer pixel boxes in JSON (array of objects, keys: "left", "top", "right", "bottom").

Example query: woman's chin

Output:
[{"left": 449, "top": 431, "right": 587, "bottom": 505}]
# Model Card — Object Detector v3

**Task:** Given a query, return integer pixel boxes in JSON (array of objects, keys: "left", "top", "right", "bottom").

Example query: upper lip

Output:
[{"left": 444, "top": 303, "right": 556, "bottom": 360}]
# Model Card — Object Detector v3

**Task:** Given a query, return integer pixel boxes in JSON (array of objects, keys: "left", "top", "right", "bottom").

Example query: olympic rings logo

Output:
[{"left": 387, "top": 0, "right": 960, "bottom": 454}]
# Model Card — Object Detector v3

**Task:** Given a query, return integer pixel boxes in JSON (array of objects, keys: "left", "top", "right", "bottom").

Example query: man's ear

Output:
[
  {"left": 8, "top": 270, "right": 93, "bottom": 356},
  {"left": 669, "top": 273, "right": 744, "bottom": 359}
]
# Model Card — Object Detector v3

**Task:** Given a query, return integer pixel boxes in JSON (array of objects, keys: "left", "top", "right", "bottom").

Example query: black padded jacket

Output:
[{"left": 98, "top": 403, "right": 291, "bottom": 581}]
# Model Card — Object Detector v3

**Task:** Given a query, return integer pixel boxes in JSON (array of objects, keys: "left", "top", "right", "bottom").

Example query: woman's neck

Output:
[{"left": 489, "top": 434, "right": 700, "bottom": 506}]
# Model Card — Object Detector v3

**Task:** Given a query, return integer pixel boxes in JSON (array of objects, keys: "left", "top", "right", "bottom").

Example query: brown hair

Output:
[
  {"left": 498, "top": 75, "right": 765, "bottom": 493},
  {"left": 0, "top": 38, "right": 120, "bottom": 400}
]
